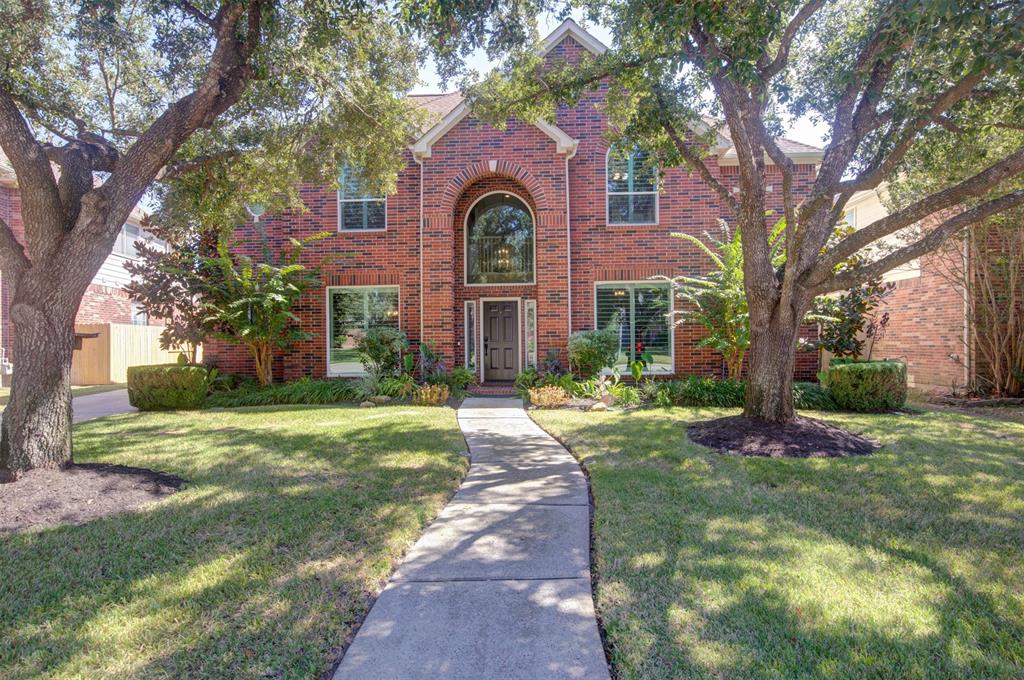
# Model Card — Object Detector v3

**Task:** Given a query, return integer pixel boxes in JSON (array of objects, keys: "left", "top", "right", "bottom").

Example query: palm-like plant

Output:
[{"left": 670, "top": 220, "right": 784, "bottom": 380}]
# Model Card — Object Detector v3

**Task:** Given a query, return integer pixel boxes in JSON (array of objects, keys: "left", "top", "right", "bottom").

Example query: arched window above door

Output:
[{"left": 465, "top": 192, "right": 535, "bottom": 285}]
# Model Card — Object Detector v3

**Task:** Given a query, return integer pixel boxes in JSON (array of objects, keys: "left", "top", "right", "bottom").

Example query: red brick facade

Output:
[{"left": 203, "top": 28, "right": 824, "bottom": 383}]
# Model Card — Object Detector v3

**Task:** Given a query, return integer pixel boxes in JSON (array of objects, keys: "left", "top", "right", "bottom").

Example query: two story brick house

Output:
[{"left": 205, "top": 20, "right": 824, "bottom": 384}]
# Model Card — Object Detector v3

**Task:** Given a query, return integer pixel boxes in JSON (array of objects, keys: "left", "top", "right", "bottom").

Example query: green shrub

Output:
[
  {"left": 357, "top": 327, "right": 409, "bottom": 375},
  {"left": 611, "top": 383, "right": 641, "bottom": 406},
  {"left": 793, "top": 381, "right": 840, "bottom": 411},
  {"left": 379, "top": 374, "right": 416, "bottom": 399},
  {"left": 567, "top": 329, "right": 619, "bottom": 377},
  {"left": 205, "top": 377, "right": 360, "bottom": 408},
  {"left": 127, "top": 364, "right": 210, "bottom": 410},
  {"left": 828, "top": 361, "right": 907, "bottom": 412},
  {"left": 412, "top": 383, "right": 449, "bottom": 406},
  {"left": 449, "top": 367, "right": 476, "bottom": 389},
  {"left": 656, "top": 375, "right": 745, "bottom": 408},
  {"left": 528, "top": 385, "right": 571, "bottom": 408},
  {"left": 514, "top": 368, "right": 541, "bottom": 396}
]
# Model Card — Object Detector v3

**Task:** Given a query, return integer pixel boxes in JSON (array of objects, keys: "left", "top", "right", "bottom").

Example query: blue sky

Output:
[{"left": 411, "top": 14, "right": 830, "bottom": 149}]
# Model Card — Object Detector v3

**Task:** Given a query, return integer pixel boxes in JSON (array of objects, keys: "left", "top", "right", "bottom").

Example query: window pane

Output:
[
  {"left": 465, "top": 302, "right": 476, "bottom": 371},
  {"left": 629, "top": 150, "right": 657, "bottom": 192},
  {"left": 608, "top": 194, "right": 656, "bottom": 224},
  {"left": 329, "top": 287, "right": 399, "bottom": 374},
  {"left": 596, "top": 284, "right": 672, "bottom": 371},
  {"left": 631, "top": 286, "right": 672, "bottom": 368},
  {"left": 607, "top": 153, "right": 632, "bottom": 193},
  {"left": 339, "top": 166, "right": 381, "bottom": 200},
  {"left": 595, "top": 286, "right": 631, "bottom": 369},
  {"left": 525, "top": 299, "right": 537, "bottom": 369},
  {"left": 365, "top": 199, "right": 385, "bottom": 229},
  {"left": 466, "top": 194, "right": 534, "bottom": 284}
]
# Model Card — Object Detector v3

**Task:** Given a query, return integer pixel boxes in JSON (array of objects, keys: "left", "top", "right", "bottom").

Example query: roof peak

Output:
[{"left": 539, "top": 18, "right": 608, "bottom": 57}]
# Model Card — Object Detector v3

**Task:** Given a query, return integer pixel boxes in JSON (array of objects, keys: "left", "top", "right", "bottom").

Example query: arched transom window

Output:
[
  {"left": 607, "top": 144, "right": 658, "bottom": 225},
  {"left": 465, "top": 193, "right": 535, "bottom": 285}
]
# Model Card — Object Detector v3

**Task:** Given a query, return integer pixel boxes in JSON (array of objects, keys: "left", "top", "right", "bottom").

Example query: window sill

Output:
[
  {"left": 337, "top": 229, "right": 387, "bottom": 234},
  {"left": 605, "top": 222, "right": 660, "bottom": 228}
]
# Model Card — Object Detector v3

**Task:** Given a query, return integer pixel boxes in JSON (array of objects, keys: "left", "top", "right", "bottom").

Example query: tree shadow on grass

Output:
[
  {"left": 0, "top": 406, "right": 468, "bottom": 679},
  {"left": 537, "top": 408, "right": 1024, "bottom": 679}
]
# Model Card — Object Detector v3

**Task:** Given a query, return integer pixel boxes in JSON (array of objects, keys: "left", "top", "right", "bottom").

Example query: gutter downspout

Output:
[
  {"left": 414, "top": 154, "right": 425, "bottom": 345},
  {"left": 565, "top": 141, "right": 578, "bottom": 338},
  {"left": 963, "top": 233, "right": 971, "bottom": 388}
]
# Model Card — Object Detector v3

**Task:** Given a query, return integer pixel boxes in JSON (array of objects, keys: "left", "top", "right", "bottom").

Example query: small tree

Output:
[
  {"left": 808, "top": 280, "right": 893, "bottom": 359},
  {"left": 202, "top": 237, "right": 317, "bottom": 386},
  {"left": 671, "top": 222, "right": 784, "bottom": 380},
  {"left": 124, "top": 238, "right": 212, "bottom": 363}
]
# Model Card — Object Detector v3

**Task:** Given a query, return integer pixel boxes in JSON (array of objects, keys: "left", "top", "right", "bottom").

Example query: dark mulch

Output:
[
  {"left": 0, "top": 463, "right": 185, "bottom": 533},
  {"left": 688, "top": 415, "right": 880, "bottom": 458}
]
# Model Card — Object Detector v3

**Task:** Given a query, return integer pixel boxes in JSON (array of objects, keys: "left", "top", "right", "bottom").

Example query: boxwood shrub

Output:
[
  {"left": 127, "top": 364, "right": 210, "bottom": 410},
  {"left": 567, "top": 329, "right": 619, "bottom": 377},
  {"left": 827, "top": 360, "right": 907, "bottom": 412}
]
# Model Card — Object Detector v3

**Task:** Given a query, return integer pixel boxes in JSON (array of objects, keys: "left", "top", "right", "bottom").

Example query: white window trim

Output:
[
  {"left": 477, "top": 297, "right": 522, "bottom": 383},
  {"left": 593, "top": 280, "right": 675, "bottom": 375},
  {"left": 325, "top": 284, "right": 401, "bottom": 377},
  {"left": 605, "top": 147, "right": 659, "bottom": 227},
  {"left": 463, "top": 190, "right": 537, "bottom": 287}
]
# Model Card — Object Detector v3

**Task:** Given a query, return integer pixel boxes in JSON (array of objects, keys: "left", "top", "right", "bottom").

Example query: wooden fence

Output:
[{"left": 71, "top": 323, "right": 197, "bottom": 384}]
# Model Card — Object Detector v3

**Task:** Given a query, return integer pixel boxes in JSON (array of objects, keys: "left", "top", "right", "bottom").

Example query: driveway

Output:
[{"left": 73, "top": 389, "right": 135, "bottom": 423}]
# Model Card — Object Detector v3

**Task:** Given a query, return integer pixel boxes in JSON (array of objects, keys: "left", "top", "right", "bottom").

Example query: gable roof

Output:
[{"left": 408, "top": 20, "right": 823, "bottom": 166}]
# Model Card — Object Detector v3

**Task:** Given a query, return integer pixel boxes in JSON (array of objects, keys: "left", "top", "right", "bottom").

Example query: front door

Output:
[{"left": 483, "top": 300, "right": 519, "bottom": 381}]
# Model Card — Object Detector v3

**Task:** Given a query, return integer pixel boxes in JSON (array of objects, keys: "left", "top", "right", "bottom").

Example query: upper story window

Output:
[
  {"left": 113, "top": 223, "right": 168, "bottom": 259},
  {"left": 465, "top": 193, "right": 535, "bottom": 285},
  {"left": 607, "top": 144, "right": 658, "bottom": 225},
  {"left": 338, "top": 165, "right": 386, "bottom": 231}
]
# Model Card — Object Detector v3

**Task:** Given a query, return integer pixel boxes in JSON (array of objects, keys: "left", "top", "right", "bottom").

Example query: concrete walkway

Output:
[
  {"left": 73, "top": 389, "right": 136, "bottom": 423},
  {"left": 334, "top": 397, "right": 609, "bottom": 680}
]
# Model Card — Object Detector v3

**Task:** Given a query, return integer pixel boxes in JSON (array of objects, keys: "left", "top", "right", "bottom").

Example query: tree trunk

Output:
[
  {"left": 0, "top": 297, "right": 76, "bottom": 481},
  {"left": 743, "top": 314, "right": 801, "bottom": 422}
]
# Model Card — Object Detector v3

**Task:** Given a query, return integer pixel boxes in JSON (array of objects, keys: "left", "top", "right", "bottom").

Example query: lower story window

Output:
[
  {"left": 595, "top": 282, "right": 673, "bottom": 373},
  {"left": 328, "top": 286, "right": 399, "bottom": 375}
]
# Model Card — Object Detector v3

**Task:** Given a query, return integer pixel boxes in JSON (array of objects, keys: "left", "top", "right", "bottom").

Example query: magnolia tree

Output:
[
  {"left": 0, "top": 0, "right": 521, "bottom": 479},
  {"left": 466, "top": 0, "right": 1024, "bottom": 423}
]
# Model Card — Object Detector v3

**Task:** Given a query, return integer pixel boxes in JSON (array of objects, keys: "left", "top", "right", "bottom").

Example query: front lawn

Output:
[
  {"left": 0, "top": 405, "right": 468, "bottom": 678},
  {"left": 532, "top": 407, "right": 1024, "bottom": 679}
]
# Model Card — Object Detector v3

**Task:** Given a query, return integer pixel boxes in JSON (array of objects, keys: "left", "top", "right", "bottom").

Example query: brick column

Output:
[{"left": 421, "top": 210, "right": 456, "bottom": 366}]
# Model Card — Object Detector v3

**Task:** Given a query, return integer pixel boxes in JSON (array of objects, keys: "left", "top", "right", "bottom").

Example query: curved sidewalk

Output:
[{"left": 334, "top": 397, "right": 609, "bottom": 680}]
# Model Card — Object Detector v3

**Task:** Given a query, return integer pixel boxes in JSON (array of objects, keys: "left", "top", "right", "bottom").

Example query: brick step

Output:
[{"left": 467, "top": 383, "right": 518, "bottom": 396}]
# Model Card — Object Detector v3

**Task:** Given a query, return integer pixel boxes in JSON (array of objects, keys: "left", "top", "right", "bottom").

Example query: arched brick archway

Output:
[{"left": 439, "top": 160, "right": 549, "bottom": 216}]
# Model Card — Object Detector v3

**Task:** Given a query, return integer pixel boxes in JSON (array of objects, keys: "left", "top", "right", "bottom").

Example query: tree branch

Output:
[
  {"left": 837, "top": 71, "right": 987, "bottom": 194},
  {"left": 816, "top": 144, "right": 1024, "bottom": 278},
  {"left": 759, "top": 0, "right": 825, "bottom": 81},
  {"left": 818, "top": 189, "right": 1024, "bottom": 294},
  {"left": 0, "top": 214, "right": 31, "bottom": 274},
  {"left": 661, "top": 116, "right": 739, "bottom": 215},
  {"left": 172, "top": 0, "right": 216, "bottom": 28}
]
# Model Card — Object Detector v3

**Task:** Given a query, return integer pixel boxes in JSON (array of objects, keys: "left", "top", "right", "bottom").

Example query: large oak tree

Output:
[
  {"left": 0, "top": 0, "right": 502, "bottom": 479},
  {"left": 468, "top": 0, "right": 1024, "bottom": 421}
]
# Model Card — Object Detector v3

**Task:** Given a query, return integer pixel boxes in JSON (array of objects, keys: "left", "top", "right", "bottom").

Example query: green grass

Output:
[
  {"left": 0, "top": 404, "right": 468, "bottom": 678},
  {"left": 532, "top": 407, "right": 1024, "bottom": 679},
  {"left": 0, "top": 383, "right": 126, "bottom": 406}
]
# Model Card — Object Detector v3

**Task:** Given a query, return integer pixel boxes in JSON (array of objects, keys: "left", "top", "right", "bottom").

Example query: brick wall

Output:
[
  {"left": 204, "top": 33, "right": 821, "bottom": 382},
  {"left": 866, "top": 249, "right": 968, "bottom": 393},
  {"left": 75, "top": 283, "right": 136, "bottom": 325}
]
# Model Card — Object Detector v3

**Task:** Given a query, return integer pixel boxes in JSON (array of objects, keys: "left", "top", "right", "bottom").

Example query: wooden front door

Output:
[{"left": 483, "top": 300, "right": 519, "bottom": 381}]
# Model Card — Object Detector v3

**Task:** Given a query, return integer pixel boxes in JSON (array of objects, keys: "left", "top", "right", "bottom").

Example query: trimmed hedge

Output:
[
  {"left": 127, "top": 364, "right": 210, "bottom": 411},
  {"left": 567, "top": 329, "right": 619, "bottom": 377},
  {"left": 828, "top": 360, "right": 907, "bottom": 412},
  {"left": 205, "top": 378, "right": 361, "bottom": 408},
  {"left": 793, "top": 381, "right": 840, "bottom": 411}
]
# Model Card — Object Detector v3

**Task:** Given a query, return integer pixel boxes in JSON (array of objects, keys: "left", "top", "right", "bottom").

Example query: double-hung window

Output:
[
  {"left": 607, "top": 145, "right": 658, "bottom": 225},
  {"left": 328, "top": 286, "right": 399, "bottom": 375},
  {"left": 595, "top": 283, "right": 673, "bottom": 373},
  {"left": 338, "top": 166, "right": 386, "bottom": 231}
]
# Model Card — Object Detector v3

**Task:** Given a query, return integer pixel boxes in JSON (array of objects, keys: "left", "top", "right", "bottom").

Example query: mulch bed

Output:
[
  {"left": 688, "top": 415, "right": 880, "bottom": 458},
  {"left": 0, "top": 463, "right": 185, "bottom": 533}
]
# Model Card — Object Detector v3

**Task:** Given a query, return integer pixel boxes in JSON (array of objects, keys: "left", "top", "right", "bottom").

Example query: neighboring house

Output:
[
  {"left": 204, "top": 20, "right": 825, "bottom": 384},
  {"left": 843, "top": 188, "right": 973, "bottom": 393},
  {"left": 0, "top": 151, "right": 167, "bottom": 379}
]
